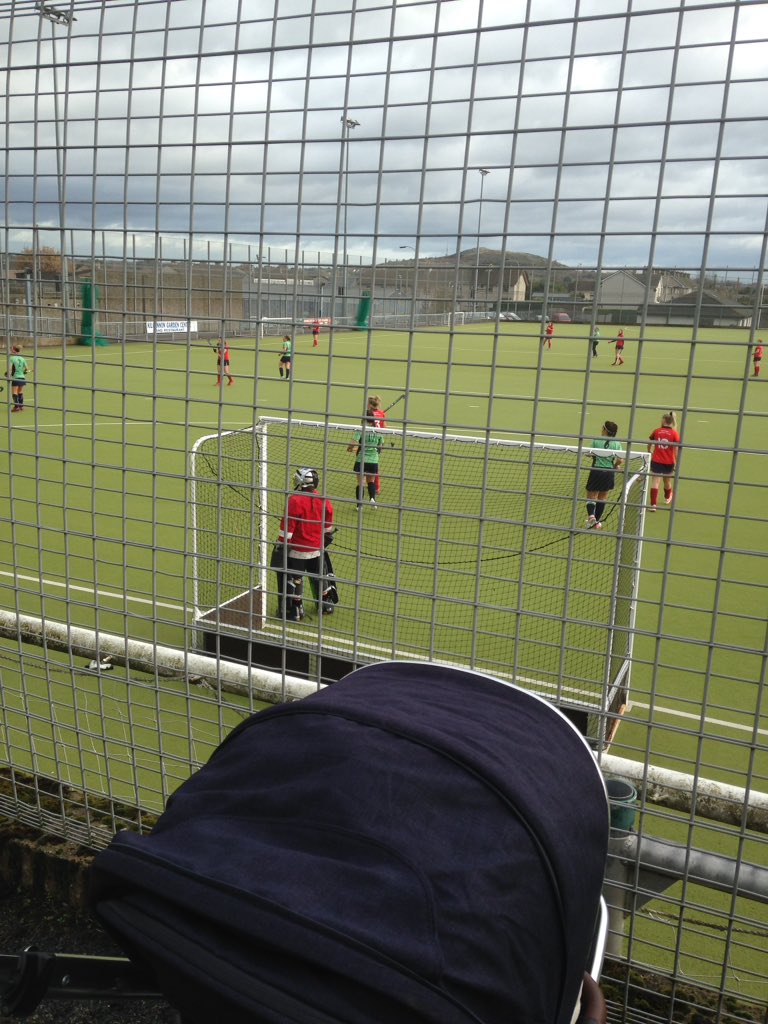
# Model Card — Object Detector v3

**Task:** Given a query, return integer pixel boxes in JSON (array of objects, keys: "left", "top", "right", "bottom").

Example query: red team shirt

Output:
[
  {"left": 278, "top": 491, "right": 334, "bottom": 554},
  {"left": 754, "top": 345, "right": 763, "bottom": 361},
  {"left": 648, "top": 426, "right": 680, "bottom": 466}
]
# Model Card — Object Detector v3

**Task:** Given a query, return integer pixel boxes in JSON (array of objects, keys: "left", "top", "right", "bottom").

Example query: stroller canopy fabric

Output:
[{"left": 90, "top": 662, "right": 609, "bottom": 1024}]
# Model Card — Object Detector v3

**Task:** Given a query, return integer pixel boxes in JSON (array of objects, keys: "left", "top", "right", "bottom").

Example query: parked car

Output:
[
  {"left": 536, "top": 312, "right": 572, "bottom": 323},
  {"left": 501, "top": 312, "right": 522, "bottom": 321}
]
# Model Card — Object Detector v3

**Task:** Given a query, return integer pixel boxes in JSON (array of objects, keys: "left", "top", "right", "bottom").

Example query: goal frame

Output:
[{"left": 189, "top": 417, "right": 649, "bottom": 743}]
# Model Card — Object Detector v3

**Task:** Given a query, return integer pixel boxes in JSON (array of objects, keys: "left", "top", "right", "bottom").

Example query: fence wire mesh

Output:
[{"left": 1, "top": 0, "right": 767, "bottom": 1021}]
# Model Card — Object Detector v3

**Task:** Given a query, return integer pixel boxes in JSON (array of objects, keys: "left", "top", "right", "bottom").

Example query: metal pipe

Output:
[{"left": 601, "top": 753, "right": 768, "bottom": 833}]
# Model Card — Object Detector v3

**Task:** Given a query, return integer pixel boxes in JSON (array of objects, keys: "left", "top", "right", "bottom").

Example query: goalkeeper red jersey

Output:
[{"left": 278, "top": 491, "right": 334, "bottom": 554}]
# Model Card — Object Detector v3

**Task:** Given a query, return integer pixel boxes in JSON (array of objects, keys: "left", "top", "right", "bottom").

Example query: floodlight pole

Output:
[
  {"left": 38, "top": 2, "right": 75, "bottom": 341},
  {"left": 341, "top": 117, "right": 360, "bottom": 321},
  {"left": 399, "top": 246, "right": 419, "bottom": 317},
  {"left": 475, "top": 169, "right": 490, "bottom": 314}
]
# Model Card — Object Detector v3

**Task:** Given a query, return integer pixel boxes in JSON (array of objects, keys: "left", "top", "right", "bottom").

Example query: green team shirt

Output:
[
  {"left": 354, "top": 426, "right": 383, "bottom": 465},
  {"left": 282, "top": 338, "right": 292, "bottom": 356},
  {"left": 591, "top": 438, "right": 621, "bottom": 468},
  {"left": 9, "top": 354, "right": 28, "bottom": 380}
]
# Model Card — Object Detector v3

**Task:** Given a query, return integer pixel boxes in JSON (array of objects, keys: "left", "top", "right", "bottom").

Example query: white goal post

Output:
[{"left": 189, "top": 418, "right": 649, "bottom": 745}]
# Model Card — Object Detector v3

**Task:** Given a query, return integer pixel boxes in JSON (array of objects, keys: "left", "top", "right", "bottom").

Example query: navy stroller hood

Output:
[{"left": 90, "top": 662, "right": 609, "bottom": 1024}]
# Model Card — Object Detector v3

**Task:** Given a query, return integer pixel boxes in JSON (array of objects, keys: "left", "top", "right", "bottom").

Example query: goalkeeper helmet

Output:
[{"left": 294, "top": 467, "right": 319, "bottom": 491}]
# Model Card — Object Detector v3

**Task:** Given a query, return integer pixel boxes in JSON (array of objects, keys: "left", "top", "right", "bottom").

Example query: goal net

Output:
[
  {"left": 189, "top": 418, "right": 648, "bottom": 742},
  {"left": 258, "top": 317, "right": 297, "bottom": 338}
]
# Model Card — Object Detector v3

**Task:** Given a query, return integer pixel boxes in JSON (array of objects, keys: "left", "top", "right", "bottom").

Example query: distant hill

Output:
[
  {"left": 460, "top": 248, "right": 569, "bottom": 269},
  {"left": 394, "top": 248, "right": 569, "bottom": 269}
]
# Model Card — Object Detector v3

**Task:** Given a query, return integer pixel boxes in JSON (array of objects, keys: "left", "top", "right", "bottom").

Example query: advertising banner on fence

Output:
[{"left": 146, "top": 320, "right": 198, "bottom": 333}]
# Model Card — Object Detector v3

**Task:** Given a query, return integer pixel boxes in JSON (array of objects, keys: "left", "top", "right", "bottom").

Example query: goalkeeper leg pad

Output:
[
  {"left": 284, "top": 575, "right": 304, "bottom": 621},
  {"left": 321, "top": 552, "right": 339, "bottom": 608},
  {"left": 309, "top": 578, "right": 335, "bottom": 614}
]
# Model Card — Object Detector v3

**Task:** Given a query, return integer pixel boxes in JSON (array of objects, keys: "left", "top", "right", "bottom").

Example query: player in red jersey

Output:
[
  {"left": 647, "top": 411, "right": 681, "bottom": 510},
  {"left": 367, "top": 395, "right": 386, "bottom": 494},
  {"left": 610, "top": 330, "right": 625, "bottom": 366},
  {"left": 271, "top": 468, "right": 335, "bottom": 621},
  {"left": 312, "top": 319, "right": 320, "bottom": 347},
  {"left": 753, "top": 340, "right": 763, "bottom": 378},
  {"left": 215, "top": 339, "right": 234, "bottom": 386},
  {"left": 542, "top": 320, "right": 555, "bottom": 349}
]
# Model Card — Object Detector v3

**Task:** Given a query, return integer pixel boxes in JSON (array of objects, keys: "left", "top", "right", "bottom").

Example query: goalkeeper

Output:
[{"left": 271, "top": 468, "right": 337, "bottom": 622}]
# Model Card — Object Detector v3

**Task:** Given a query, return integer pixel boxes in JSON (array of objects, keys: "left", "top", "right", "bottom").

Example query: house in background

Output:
[
  {"left": 598, "top": 268, "right": 692, "bottom": 308},
  {"left": 369, "top": 250, "right": 532, "bottom": 314},
  {"left": 644, "top": 290, "right": 752, "bottom": 328}
]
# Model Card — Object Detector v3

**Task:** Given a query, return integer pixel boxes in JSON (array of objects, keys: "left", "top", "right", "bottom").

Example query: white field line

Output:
[
  {"left": 22, "top": 418, "right": 251, "bottom": 431},
  {"left": 628, "top": 699, "right": 768, "bottom": 739},
  {"left": 0, "top": 571, "right": 185, "bottom": 614},
  {"left": 25, "top": 402, "right": 750, "bottom": 435},
  {"left": 4, "top": 571, "right": 764, "bottom": 739}
]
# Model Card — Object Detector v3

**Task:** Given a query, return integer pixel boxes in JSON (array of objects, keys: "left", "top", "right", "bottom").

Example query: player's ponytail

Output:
[{"left": 662, "top": 411, "right": 677, "bottom": 428}]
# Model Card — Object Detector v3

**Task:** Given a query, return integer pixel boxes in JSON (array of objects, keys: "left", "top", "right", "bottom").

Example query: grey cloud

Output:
[{"left": 1, "top": 0, "right": 764, "bottom": 270}]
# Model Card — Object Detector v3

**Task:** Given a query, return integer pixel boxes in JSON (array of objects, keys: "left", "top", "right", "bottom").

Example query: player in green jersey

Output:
[
  {"left": 8, "top": 344, "right": 29, "bottom": 413},
  {"left": 584, "top": 420, "right": 623, "bottom": 530},
  {"left": 348, "top": 415, "right": 383, "bottom": 507}
]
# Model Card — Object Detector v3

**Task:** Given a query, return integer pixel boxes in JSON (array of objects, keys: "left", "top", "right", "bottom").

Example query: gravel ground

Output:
[{"left": 0, "top": 883, "right": 181, "bottom": 1024}]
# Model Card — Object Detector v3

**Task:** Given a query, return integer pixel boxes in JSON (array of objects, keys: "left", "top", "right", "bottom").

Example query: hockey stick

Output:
[{"left": 381, "top": 393, "right": 406, "bottom": 447}]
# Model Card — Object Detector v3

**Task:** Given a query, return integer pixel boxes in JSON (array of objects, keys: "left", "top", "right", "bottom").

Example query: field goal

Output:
[
  {"left": 258, "top": 317, "right": 297, "bottom": 338},
  {"left": 189, "top": 418, "right": 648, "bottom": 746}
]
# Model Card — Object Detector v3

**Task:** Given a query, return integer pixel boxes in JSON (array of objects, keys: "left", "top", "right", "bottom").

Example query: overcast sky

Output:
[{"left": 1, "top": 0, "right": 767, "bottom": 275}]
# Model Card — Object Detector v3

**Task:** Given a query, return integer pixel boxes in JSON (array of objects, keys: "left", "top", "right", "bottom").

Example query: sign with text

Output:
[{"left": 146, "top": 320, "right": 198, "bottom": 333}]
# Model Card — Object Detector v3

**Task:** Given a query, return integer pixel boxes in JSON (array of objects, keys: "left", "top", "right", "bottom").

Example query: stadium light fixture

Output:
[{"left": 36, "top": 2, "right": 76, "bottom": 24}]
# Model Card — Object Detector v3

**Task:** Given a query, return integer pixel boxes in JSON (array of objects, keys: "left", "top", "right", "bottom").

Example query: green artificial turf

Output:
[{"left": 0, "top": 320, "right": 766, "bottom": 998}]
